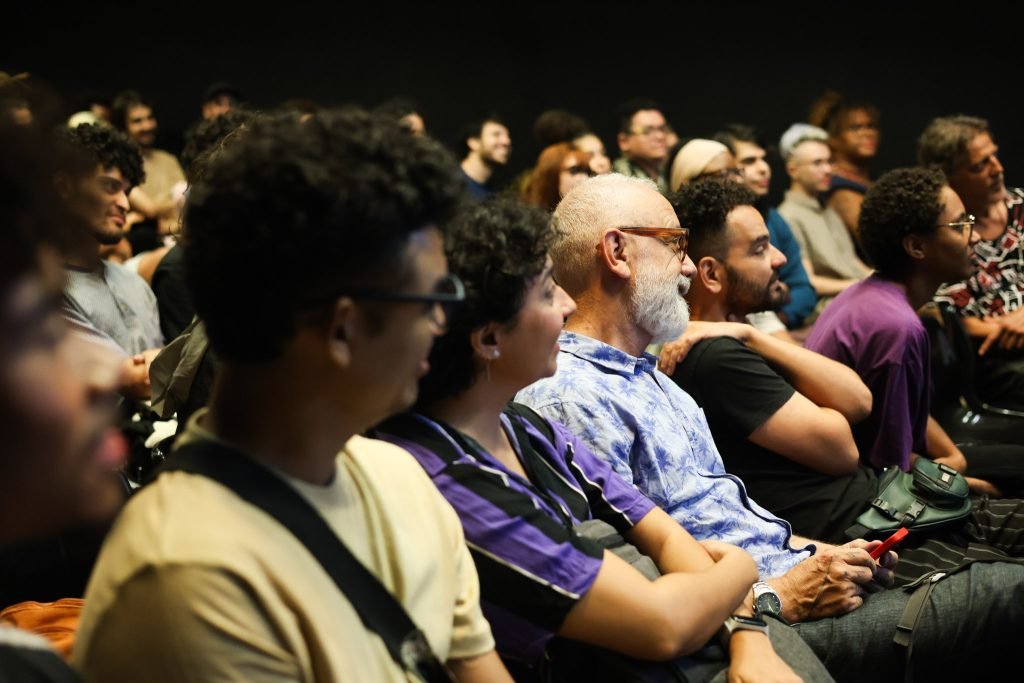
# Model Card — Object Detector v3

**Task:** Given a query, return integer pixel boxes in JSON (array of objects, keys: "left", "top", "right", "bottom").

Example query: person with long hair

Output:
[
  {"left": 521, "top": 143, "right": 594, "bottom": 212},
  {"left": 374, "top": 197, "right": 828, "bottom": 682}
]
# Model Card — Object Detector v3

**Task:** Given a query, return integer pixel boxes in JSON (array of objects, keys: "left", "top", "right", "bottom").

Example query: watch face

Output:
[{"left": 755, "top": 592, "right": 782, "bottom": 616}]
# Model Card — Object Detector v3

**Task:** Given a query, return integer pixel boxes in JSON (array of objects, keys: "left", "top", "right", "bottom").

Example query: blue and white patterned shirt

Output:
[{"left": 517, "top": 331, "right": 814, "bottom": 579}]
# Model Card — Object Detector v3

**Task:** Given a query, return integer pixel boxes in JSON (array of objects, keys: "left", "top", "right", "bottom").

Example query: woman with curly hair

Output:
[
  {"left": 809, "top": 91, "right": 881, "bottom": 241},
  {"left": 373, "top": 196, "right": 829, "bottom": 682}
]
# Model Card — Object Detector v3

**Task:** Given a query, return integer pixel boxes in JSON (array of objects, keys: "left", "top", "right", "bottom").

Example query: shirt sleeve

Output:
[
  {"left": 76, "top": 565, "right": 302, "bottom": 683},
  {"left": 680, "top": 338, "right": 796, "bottom": 438},
  {"left": 440, "top": 494, "right": 497, "bottom": 661},
  {"left": 768, "top": 213, "right": 818, "bottom": 328}
]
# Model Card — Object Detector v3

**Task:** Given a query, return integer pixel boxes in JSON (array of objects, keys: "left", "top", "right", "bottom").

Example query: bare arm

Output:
[
  {"left": 129, "top": 186, "right": 178, "bottom": 220},
  {"left": 828, "top": 189, "right": 864, "bottom": 240},
  {"left": 802, "top": 257, "right": 860, "bottom": 297},
  {"left": 561, "top": 508, "right": 758, "bottom": 660},
  {"left": 448, "top": 651, "right": 514, "bottom": 683},
  {"left": 922, "top": 415, "right": 1002, "bottom": 497}
]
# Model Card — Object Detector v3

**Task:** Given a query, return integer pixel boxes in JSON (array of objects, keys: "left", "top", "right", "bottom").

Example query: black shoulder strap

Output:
[{"left": 161, "top": 440, "right": 451, "bottom": 683}]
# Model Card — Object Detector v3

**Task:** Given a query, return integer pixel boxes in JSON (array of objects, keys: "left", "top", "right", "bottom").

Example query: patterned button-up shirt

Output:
[{"left": 517, "top": 331, "right": 814, "bottom": 579}]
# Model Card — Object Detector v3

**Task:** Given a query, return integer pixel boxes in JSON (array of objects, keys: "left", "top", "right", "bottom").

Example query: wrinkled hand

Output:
[
  {"left": 774, "top": 540, "right": 891, "bottom": 622},
  {"left": 727, "top": 631, "right": 803, "bottom": 683},
  {"left": 658, "top": 321, "right": 754, "bottom": 375}
]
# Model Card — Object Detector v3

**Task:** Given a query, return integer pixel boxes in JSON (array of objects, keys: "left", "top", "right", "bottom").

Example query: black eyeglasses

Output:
[
  {"left": 618, "top": 226, "right": 689, "bottom": 260},
  {"left": 308, "top": 273, "right": 466, "bottom": 332}
]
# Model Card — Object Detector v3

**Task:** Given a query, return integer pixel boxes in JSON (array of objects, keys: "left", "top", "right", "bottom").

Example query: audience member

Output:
[
  {"left": 73, "top": 109, "right": 511, "bottom": 682},
  {"left": 572, "top": 131, "right": 611, "bottom": 174},
  {"left": 715, "top": 124, "right": 817, "bottom": 329},
  {"left": 374, "top": 96, "right": 427, "bottom": 136},
  {"left": 668, "top": 138, "right": 739, "bottom": 191},
  {"left": 613, "top": 98, "right": 670, "bottom": 193},
  {"left": 521, "top": 143, "right": 594, "bottom": 212},
  {"left": 517, "top": 172, "right": 1024, "bottom": 683},
  {"left": 922, "top": 115, "right": 1024, "bottom": 411},
  {"left": 777, "top": 124, "right": 869, "bottom": 318},
  {"left": 200, "top": 82, "right": 242, "bottom": 120},
  {"left": 459, "top": 115, "right": 511, "bottom": 201},
  {"left": 809, "top": 91, "right": 880, "bottom": 240}
]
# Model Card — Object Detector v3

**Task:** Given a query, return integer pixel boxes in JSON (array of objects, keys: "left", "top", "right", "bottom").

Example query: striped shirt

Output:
[{"left": 373, "top": 405, "right": 654, "bottom": 666}]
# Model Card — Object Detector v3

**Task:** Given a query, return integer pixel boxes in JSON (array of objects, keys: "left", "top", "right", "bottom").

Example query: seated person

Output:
[
  {"left": 373, "top": 197, "right": 825, "bottom": 682},
  {"left": 1, "top": 122, "right": 126, "bottom": 680},
  {"left": 777, "top": 124, "right": 869, "bottom": 319},
  {"left": 517, "top": 172, "right": 1024, "bottom": 683},
  {"left": 53, "top": 124, "right": 163, "bottom": 400},
  {"left": 73, "top": 110, "right": 510, "bottom": 683},
  {"left": 714, "top": 124, "right": 817, "bottom": 330}
]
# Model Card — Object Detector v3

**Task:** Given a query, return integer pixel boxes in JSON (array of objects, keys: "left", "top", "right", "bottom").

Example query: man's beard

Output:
[
  {"left": 629, "top": 260, "right": 690, "bottom": 345},
  {"left": 726, "top": 265, "right": 784, "bottom": 315}
]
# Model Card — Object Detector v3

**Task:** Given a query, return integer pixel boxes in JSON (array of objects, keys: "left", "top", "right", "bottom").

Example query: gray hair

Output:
[
  {"left": 551, "top": 173, "right": 657, "bottom": 295},
  {"left": 917, "top": 115, "right": 990, "bottom": 177},
  {"left": 779, "top": 123, "right": 828, "bottom": 161}
]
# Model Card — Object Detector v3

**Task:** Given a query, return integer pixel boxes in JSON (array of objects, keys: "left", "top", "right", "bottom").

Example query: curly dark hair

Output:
[
  {"left": 181, "top": 109, "right": 257, "bottom": 182},
  {"left": 532, "top": 109, "right": 591, "bottom": 148},
  {"left": 858, "top": 167, "right": 946, "bottom": 279},
  {"left": 917, "top": 115, "right": 989, "bottom": 178},
  {"left": 54, "top": 123, "right": 145, "bottom": 188},
  {"left": 416, "top": 197, "right": 554, "bottom": 404},
  {"left": 808, "top": 90, "right": 879, "bottom": 139},
  {"left": 670, "top": 178, "right": 758, "bottom": 261},
  {"left": 183, "top": 107, "right": 464, "bottom": 364}
]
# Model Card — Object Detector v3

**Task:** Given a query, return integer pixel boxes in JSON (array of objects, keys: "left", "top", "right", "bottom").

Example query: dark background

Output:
[{"left": 6, "top": 4, "right": 1020, "bottom": 200}]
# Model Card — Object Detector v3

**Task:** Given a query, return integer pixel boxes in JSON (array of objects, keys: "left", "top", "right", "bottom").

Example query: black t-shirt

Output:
[
  {"left": 672, "top": 336, "right": 878, "bottom": 543},
  {"left": 150, "top": 245, "right": 194, "bottom": 342}
]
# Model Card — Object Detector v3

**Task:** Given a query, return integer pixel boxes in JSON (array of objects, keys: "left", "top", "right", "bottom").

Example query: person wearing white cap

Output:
[
  {"left": 777, "top": 124, "right": 869, "bottom": 317},
  {"left": 669, "top": 138, "right": 740, "bottom": 192}
]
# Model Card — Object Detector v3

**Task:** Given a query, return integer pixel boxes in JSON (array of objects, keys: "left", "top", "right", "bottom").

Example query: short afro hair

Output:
[
  {"left": 858, "top": 167, "right": 946, "bottom": 279},
  {"left": 670, "top": 179, "right": 758, "bottom": 261},
  {"left": 416, "top": 196, "right": 554, "bottom": 404},
  {"left": 183, "top": 107, "right": 464, "bottom": 364},
  {"left": 54, "top": 123, "right": 145, "bottom": 188}
]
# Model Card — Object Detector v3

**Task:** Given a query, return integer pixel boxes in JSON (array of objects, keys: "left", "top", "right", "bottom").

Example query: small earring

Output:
[{"left": 491, "top": 350, "right": 501, "bottom": 359}]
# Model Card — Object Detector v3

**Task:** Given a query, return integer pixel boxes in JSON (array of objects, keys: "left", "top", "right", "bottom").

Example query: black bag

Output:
[{"left": 845, "top": 458, "right": 972, "bottom": 540}]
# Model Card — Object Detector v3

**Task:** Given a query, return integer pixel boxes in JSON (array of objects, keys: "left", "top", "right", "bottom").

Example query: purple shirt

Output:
[{"left": 805, "top": 275, "right": 930, "bottom": 471}]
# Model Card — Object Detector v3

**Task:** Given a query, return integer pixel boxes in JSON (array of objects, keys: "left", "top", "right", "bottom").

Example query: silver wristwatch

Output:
[{"left": 753, "top": 581, "right": 783, "bottom": 618}]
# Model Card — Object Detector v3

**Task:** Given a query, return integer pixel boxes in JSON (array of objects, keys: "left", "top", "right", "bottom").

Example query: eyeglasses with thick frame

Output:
[
  {"left": 939, "top": 214, "right": 976, "bottom": 237},
  {"left": 618, "top": 226, "right": 689, "bottom": 261},
  {"left": 306, "top": 273, "right": 466, "bottom": 332}
]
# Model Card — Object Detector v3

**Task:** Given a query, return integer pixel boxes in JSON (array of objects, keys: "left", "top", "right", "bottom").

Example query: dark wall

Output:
[{"left": 7, "top": 5, "right": 1021, "bottom": 195}]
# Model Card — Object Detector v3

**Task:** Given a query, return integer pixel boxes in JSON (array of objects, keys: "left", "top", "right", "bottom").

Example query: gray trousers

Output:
[{"left": 795, "top": 561, "right": 1024, "bottom": 683}]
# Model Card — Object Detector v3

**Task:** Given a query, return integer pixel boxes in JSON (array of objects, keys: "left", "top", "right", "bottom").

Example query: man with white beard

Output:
[{"left": 517, "top": 172, "right": 1024, "bottom": 683}]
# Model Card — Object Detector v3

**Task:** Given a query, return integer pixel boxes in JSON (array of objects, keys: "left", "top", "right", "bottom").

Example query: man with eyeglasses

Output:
[
  {"left": 777, "top": 124, "right": 870, "bottom": 320},
  {"left": 922, "top": 115, "right": 1024, "bottom": 411},
  {"left": 612, "top": 98, "right": 671, "bottom": 193},
  {"left": 73, "top": 110, "right": 512, "bottom": 683},
  {"left": 520, "top": 171, "right": 1024, "bottom": 683}
]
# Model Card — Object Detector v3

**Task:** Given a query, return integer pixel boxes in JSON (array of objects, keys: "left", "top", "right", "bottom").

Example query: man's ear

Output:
[
  {"left": 467, "top": 137, "right": 481, "bottom": 154},
  {"left": 785, "top": 159, "right": 797, "bottom": 178},
  {"left": 598, "top": 229, "right": 632, "bottom": 281},
  {"left": 902, "top": 233, "right": 928, "bottom": 262},
  {"left": 470, "top": 322, "right": 502, "bottom": 361},
  {"left": 698, "top": 255, "right": 726, "bottom": 294},
  {"left": 326, "top": 297, "right": 357, "bottom": 369},
  {"left": 617, "top": 132, "right": 629, "bottom": 154}
]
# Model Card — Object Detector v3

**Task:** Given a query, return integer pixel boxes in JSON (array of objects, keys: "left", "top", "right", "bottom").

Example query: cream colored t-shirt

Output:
[{"left": 73, "top": 412, "right": 494, "bottom": 682}]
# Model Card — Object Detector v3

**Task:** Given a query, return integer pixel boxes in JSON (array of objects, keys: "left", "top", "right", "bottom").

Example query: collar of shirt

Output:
[
  {"left": 783, "top": 189, "right": 825, "bottom": 213},
  {"left": 558, "top": 331, "right": 658, "bottom": 377}
]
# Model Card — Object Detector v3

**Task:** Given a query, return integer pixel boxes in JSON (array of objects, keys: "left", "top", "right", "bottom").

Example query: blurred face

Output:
[
  {"left": 734, "top": 140, "right": 771, "bottom": 196},
  {"left": 835, "top": 109, "right": 879, "bottom": 161},
  {"left": 622, "top": 189, "right": 696, "bottom": 343},
  {"left": 493, "top": 258, "right": 577, "bottom": 388},
  {"left": 354, "top": 226, "right": 450, "bottom": 418},
  {"left": 574, "top": 133, "right": 611, "bottom": 174},
  {"left": 67, "top": 166, "right": 132, "bottom": 246},
  {"left": 619, "top": 110, "right": 669, "bottom": 166},
  {"left": 922, "top": 185, "right": 980, "bottom": 282},
  {"left": 474, "top": 121, "right": 511, "bottom": 166},
  {"left": 202, "top": 95, "right": 235, "bottom": 120},
  {"left": 558, "top": 152, "right": 593, "bottom": 198},
  {"left": 0, "top": 254, "right": 125, "bottom": 543},
  {"left": 948, "top": 133, "right": 1006, "bottom": 215},
  {"left": 400, "top": 112, "right": 426, "bottom": 136},
  {"left": 125, "top": 104, "right": 157, "bottom": 148},
  {"left": 721, "top": 206, "right": 788, "bottom": 315},
  {"left": 789, "top": 140, "right": 833, "bottom": 194}
]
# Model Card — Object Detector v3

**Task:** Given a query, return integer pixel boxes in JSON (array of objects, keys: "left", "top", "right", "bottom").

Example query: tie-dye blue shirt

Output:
[{"left": 516, "top": 331, "right": 813, "bottom": 579}]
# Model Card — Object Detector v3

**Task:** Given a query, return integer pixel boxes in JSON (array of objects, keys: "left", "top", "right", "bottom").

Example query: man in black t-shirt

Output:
[{"left": 661, "top": 180, "right": 876, "bottom": 542}]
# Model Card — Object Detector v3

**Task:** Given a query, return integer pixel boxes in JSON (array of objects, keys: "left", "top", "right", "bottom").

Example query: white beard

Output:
[{"left": 628, "top": 261, "right": 690, "bottom": 345}]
